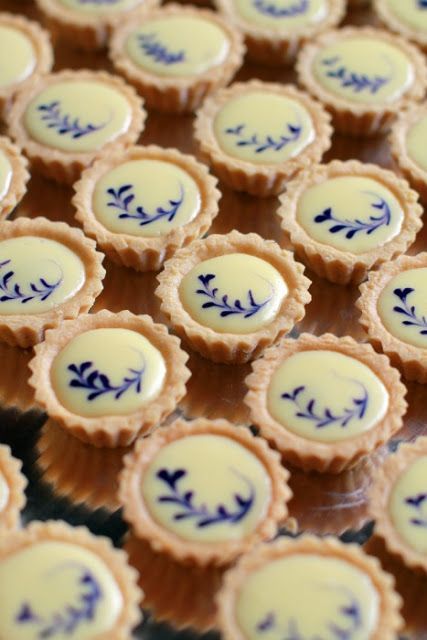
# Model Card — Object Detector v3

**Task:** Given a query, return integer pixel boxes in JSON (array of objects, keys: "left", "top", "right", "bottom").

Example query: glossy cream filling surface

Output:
[
  {"left": 92, "top": 159, "right": 201, "bottom": 237},
  {"left": 313, "top": 37, "right": 414, "bottom": 104},
  {"left": 58, "top": 0, "right": 142, "bottom": 13},
  {"left": 51, "top": 328, "right": 166, "bottom": 417},
  {"left": 0, "top": 25, "right": 35, "bottom": 89},
  {"left": 0, "top": 471, "right": 10, "bottom": 513},
  {"left": 179, "top": 253, "right": 288, "bottom": 334},
  {"left": 378, "top": 267, "right": 427, "bottom": 349},
  {"left": 236, "top": 554, "right": 379, "bottom": 640},
  {"left": 389, "top": 455, "right": 427, "bottom": 555},
  {"left": 407, "top": 113, "right": 427, "bottom": 173},
  {"left": 383, "top": 0, "right": 427, "bottom": 31},
  {"left": 0, "top": 236, "right": 85, "bottom": 315},
  {"left": 126, "top": 16, "right": 230, "bottom": 78},
  {"left": 0, "top": 149, "right": 12, "bottom": 203},
  {"left": 0, "top": 541, "right": 123, "bottom": 640},
  {"left": 296, "top": 175, "right": 404, "bottom": 254},
  {"left": 213, "top": 92, "right": 315, "bottom": 164},
  {"left": 232, "top": 0, "right": 327, "bottom": 31},
  {"left": 267, "top": 350, "right": 389, "bottom": 442},
  {"left": 24, "top": 81, "right": 132, "bottom": 153},
  {"left": 142, "top": 434, "right": 271, "bottom": 542}
]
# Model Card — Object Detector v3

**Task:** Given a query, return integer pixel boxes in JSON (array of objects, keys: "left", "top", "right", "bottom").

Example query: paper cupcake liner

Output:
[
  {"left": 0, "top": 444, "right": 27, "bottom": 530},
  {"left": 389, "top": 104, "right": 427, "bottom": 203},
  {"left": 278, "top": 160, "right": 423, "bottom": 285},
  {"left": 0, "top": 136, "right": 30, "bottom": 220},
  {"left": 245, "top": 333, "right": 407, "bottom": 473},
  {"left": 156, "top": 230, "right": 311, "bottom": 364}
]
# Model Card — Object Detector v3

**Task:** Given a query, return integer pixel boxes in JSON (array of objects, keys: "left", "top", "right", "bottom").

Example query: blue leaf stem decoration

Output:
[
  {"left": 156, "top": 467, "right": 255, "bottom": 528},
  {"left": 393, "top": 288, "right": 427, "bottom": 335},
  {"left": 196, "top": 273, "right": 271, "bottom": 319},
  {"left": 252, "top": 0, "right": 309, "bottom": 17},
  {"left": 281, "top": 384, "right": 368, "bottom": 429},
  {"left": 321, "top": 57, "right": 389, "bottom": 94},
  {"left": 106, "top": 183, "right": 184, "bottom": 226},
  {"left": 137, "top": 33, "right": 185, "bottom": 65},
  {"left": 405, "top": 493, "right": 427, "bottom": 528},
  {"left": 224, "top": 122, "right": 301, "bottom": 153},
  {"left": 38, "top": 101, "right": 107, "bottom": 139},
  {"left": 418, "top": 0, "right": 427, "bottom": 7},
  {"left": 67, "top": 357, "right": 145, "bottom": 401},
  {"left": 314, "top": 195, "right": 391, "bottom": 239},
  {"left": 0, "top": 259, "right": 62, "bottom": 304}
]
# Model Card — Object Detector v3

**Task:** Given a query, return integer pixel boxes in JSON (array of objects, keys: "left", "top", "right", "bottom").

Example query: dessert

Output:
[
  {"left": 390, "top": 104, "right": 427, "bottom": 203},
  {"left": 0, "top": 445, "right": 27, "bottom": 531},
  {"left": 0, "top": 136, "right": 30, "bottom": 221},
  {"left": 374, "top": 0, "right": 427, "bottom": 51}
]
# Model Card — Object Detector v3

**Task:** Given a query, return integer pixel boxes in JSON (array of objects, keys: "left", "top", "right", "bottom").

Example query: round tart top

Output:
[
  {"left": 403, "top": 109, "right": 427, "bottom": 174},
  {"left": 0, "top": 136, "right": 29, "bottom": 220},
  {"left": 375, "top": 0, "right": 427, "bottom": 49},
  {"left": 54, "top": 0, "right": 144, "bottom": 13},
  {"left": 225, "top": 0, "right": 328, "bottom": 31},
  {"left": 0, "top": 445, "right": 26, "bottom": 531}
]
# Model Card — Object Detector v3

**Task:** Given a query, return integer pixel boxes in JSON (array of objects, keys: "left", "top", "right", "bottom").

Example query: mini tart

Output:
[
  {"left": 0, "top": 520, "right": 142, "bottom": 639},
  {"left": 119, "top": 417, "right": 291, "bottom": 567},
  {"left": 110, "top": 4, "right": 245, "bottom": 114},
  {"left": 73, "top": 144, "right": 221, "bottom": 272},
  {"left": 0, "top": 217, "right": 105, "bottom": 348},
  {"left": 7, "top": 69, "right": 145, "bottom": 185},
  {"left": 296, "top": 27, "right": 427, "bottom": 137},
  {"left": 0, "top": 445, "right": 27, "bottom": 530},
  {"left": 193, "top": 80, "right": 332, "bottom": 197},
  {"left": 369, "top": 438, "right": 427, "bottom": 575},
  {"left": 245, "top": 333, "right": 407, "bottom": 474},
  {"left": 35, "top": 0, "right": 160, "bottom": 51},
  {"left": 156, "top": 231, "right": 311, "bottom": 364},
  {"left": 389, "top": 104, "right": 427, "bottom": 203},
  {"left": 278, "top": 160, "right": 423, "bottom": 285},
  {"left": 214, "top": 0, "right": 345, "bottom": 66},
  {"left": 217, "top": 535, "right": 403, "bottom": 640},
  {"left": 0, "top": 13, "right": 53, "bottom": 119},
  {"left": 0, "top": 136, "right": 30, "bottom": 221},
  {"left": 374, "top": 0, "right": 427, "bottom": 52},
  {"left": 357, "top": 253, "right": 427, "bottom": 383},
  {"left": 28, "top": 309, "right": 190, "bottom": 447}
]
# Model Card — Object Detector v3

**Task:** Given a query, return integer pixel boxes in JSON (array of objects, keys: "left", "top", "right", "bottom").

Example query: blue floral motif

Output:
[
  {"left": 106, "top": 183, "right": 184, "bottom": 226},
  {"left": 15, "top": 566, "right": 101, "bottom": 638},
  {"left": 314, "top": 194, "right": 391, "bottom": 240},
  {"left": 0, "top": 259, "right": 62, "bottom": 304},
  {"left": 321, "top": 57, "right": 389, "bottom": 94},
  {"left": 196, "top": 273, "right": 271, "bottom": 319},
  {"left": 224, "top": 123, "right": 302, "bottom": 153},
  {"left": 418, "top": 0, "right": 427, "bottom": 7},
  {"left": 156, "top": 467, "right": 255, "bottom": 528},
  {"left": 253, "top": 0, "right": 309, "bottom": 17},
  {"left": 281, "top": 384, "right": 368, "bottom": 429},
  {"left": 405, "top": 493, "right": 427, "bottom": 528},
  {"left": 37, "top": 101, "right": 107, "bottom": 139},
  {"left": 67, "top": 357, "right": 145, "bottom": 401},
  {"left": 393, "top": 288, "right": 427, "bottom": 336},
  {"left": 137, "top": 33, "right": 185, "bottom": 65}
]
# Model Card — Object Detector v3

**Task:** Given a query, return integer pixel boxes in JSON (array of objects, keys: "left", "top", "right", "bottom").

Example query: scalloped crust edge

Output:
[
  {"left": 0, "top": 136, "right": 30, "bottom": 220},
  {"left": 0, "top": 444, "right": 27, "bottom": 530}
]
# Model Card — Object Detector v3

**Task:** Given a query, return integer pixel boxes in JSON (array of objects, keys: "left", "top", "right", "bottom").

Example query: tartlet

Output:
[
  {"left": 0, "top": 445, "right": 27, "bottom": 531},
  {"left": 35, "top": 0, "right": 160, "bottom": 50},
  {"left": 374, "top": 0, "right": 427, "bottom": 52},
  {"left": 156, "top": 230, "right": 311, "bottom": 364},
  {"left": 369, "top": 438, "right": 427, "bottom": 575},
  {"left": 119, "top": 417, "right": 291, "bottom": 567},
  {"left": 0, "top": 12, "right": 53, "bottom": 119},
  {"left": 73, "top": 144, "right": 221, "bottom": 272},
  {"left": 245, "top": 333, "right": 407, "bottom": 473},
  {"left": 110, "top": 4, "right": 245, "bottom": 114},
  {"left": 297, "top": 27, "right": 427, "bottom": 137},
  {"left": 358, "top": 252, "right": 427, "bottom": 383},
  {"left": 0, "top": 136, "right": 30, "bottom": 221},
  {"left": 193, "top": 80, "right": 332, "bottom": 197},
  {"left": 29, "top": 309, "right": 190, "bottom": 447},
  {"left": 0, "top": 216, "right": 105, "bottom": 348},
  {"left": 217, "top": 535, "right": 403, "bottom": 640},
  {"left": 278, "top": 159, "right": 423, "bottom": 285},
  {"left": 0, "top": 520, "right": 142, "bottom": 639},
  {"left": 7, "top": 69, "right": 145, "bottom": 185},
  {"left": 390, "top": 104, "right": 427, "bottom": 203},
  {"left": 215, "top": 0, "right": 345, "bottom": 66}
]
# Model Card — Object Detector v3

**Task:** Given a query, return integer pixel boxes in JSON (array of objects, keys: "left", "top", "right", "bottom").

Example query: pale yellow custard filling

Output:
[
  {"left": 179, "top": 253, "right": 288, "bottom": 334},
  {"left": 406, "top": 113, "right": 427, "bottom": 173},
  {"left": 389, "top": 455, "right": 427, "bottom": 555},
  {"left": 51, "top": 328, "right": 166, "bottom": 417},
  {"left": 126, "top": 16, "right": 230, "bottom": 78},
  {"left": 378, "top": 267, "right": 427, "bottom": 349},
  {"left": 24, "top": 81, "right": 132, "bottom": 153},
  {"left": 142, "top": 434, "right": 271, "bottom": 543},
  {"left": 296, "top": 176, "right": 404, "bottom": 254},
  {"left": 0, "top": 236, "right": 85, "bottom": 316},
  {"left": 313, "top": 37, "right": 414, "bottom": 104},
  {"left": 382, "top": 0, "right": 427, "bottom": 32},
  {"left": 235, "top": 554, "right": 379, "bottom": 640},
  {"left": 92, "top": 159, "right": 201, "bottom": 237},
  {"left": 232, "top": 0, "right": 327, "bottom": 32},
  {"left": 0, "top": 25, "right": 35, "bottom": 90},
  {"left": 213, "top": 92, "right": 315, "bottom": 164},
  {"left": 0, "top": 541, "right": 123, "bottom": 640},
  {"left": 0, "top": 149, "right": 12, "bottom": 203},
  {"left": 58, "top": 0, "right": 141, "bottom": 13},
  {"left": 0, "top": 471, "right": 10, "bottom": 514},
  {"left": 267, "top": 350, "right": 389, "bottom": 443}
]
